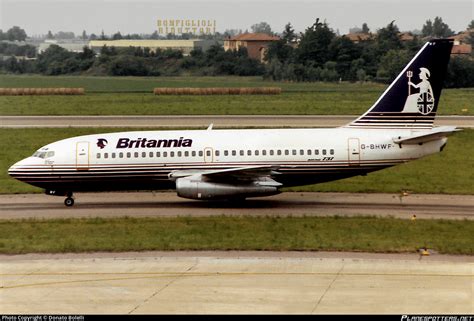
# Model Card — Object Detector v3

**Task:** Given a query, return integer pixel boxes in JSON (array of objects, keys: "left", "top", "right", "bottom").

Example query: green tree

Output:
[
  {"left": 6, "top": 26, "right": 27, "bottom": 41},
  {"left": 422, "top": 17, "right": 454, "bottom": 38},
  {"left": 376, "top": 21, "right": 402, "bottom": 52},
  {"left": 362, "top": 23, "right": 370, "bottom": 34},
  {"left": 250, "top": 22, "right": 273, "bottom": 35},
  {"left": 296, "top": 18, "right": 336, "bottom": 66},
  {"left": 376, "top": 49, "right": 411, "bottom": 82},
  {"left": 329, "top": 36, "right": 360, "bottom": 80},
  {"left": 112, "top": 32, "right": 123, "bottom": 40},
  {"left": 282, "top": 23, "right": 296, "bottom": 44}
]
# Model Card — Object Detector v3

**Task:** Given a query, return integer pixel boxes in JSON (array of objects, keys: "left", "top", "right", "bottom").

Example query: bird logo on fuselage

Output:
[{"left": 97, "top": 138, "right": 108, "bottom": 149}]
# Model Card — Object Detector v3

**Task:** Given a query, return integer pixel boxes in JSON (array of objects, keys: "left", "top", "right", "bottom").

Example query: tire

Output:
[{"left": 64, "top": 197, "right": 74, "bottom": 207}]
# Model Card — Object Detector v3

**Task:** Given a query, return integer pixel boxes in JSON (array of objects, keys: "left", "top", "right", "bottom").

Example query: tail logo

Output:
[{"left": 402, "top": 67, "right": 435, "bottom": 115}]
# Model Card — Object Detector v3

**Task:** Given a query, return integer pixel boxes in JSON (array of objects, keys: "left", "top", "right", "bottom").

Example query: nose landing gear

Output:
[
  {"left": 64, "top": 192, "right": 74, "bottom": 207},
  {"left": 64, "top": 197, "right": 75, "bottom": 207},
  {"left": 45, "top": 190, "right": 76, "bottom": 207}
]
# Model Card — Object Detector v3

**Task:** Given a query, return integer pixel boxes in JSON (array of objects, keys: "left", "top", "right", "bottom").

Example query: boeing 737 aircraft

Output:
[{"left": 9, "top": 39, "right": 457, "bottom": 206}]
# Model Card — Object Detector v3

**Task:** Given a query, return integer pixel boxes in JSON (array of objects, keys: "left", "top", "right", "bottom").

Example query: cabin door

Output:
[
  {"left": 76, "top": 141, "right": 90, "bottom": 170},
  {"left": 348, "top": 138, "right": 360, "bottom": 166}
]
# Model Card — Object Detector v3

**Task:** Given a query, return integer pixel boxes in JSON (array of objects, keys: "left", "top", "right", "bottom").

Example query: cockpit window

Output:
[{"left": 33, "top": 151, "right": 55, "bottom": 159}]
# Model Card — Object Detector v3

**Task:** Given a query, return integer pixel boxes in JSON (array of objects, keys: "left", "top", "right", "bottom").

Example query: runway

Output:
[
  {"left": 1, "top": 192, "right": 473, "bottom": 220},
  {"left": 1, "top": 251, "right": 472, "bottom": 314},
  {"left": 1, "top": 115, "right": 473, "bottom": 128}
]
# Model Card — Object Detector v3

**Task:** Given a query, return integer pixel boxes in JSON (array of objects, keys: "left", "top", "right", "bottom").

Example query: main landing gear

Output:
[{"left": 64, "top": 192, "right": 74, "bottom": 207}]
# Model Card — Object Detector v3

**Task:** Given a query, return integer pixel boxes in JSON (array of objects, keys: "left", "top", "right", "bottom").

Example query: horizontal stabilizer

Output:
[{"left": 392, "top": 126, "right": 459, "bottom": 145}]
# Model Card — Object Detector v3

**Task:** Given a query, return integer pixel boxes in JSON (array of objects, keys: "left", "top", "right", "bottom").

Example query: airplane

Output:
[{"left": 8, "top": 39, "right": 458, "bottom": 207}]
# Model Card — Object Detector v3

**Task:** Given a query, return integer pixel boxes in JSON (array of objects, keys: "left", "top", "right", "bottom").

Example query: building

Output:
[
  {"left": 448, "top": 30, "right": 473, "bottom": 56},
  {"left": 38, "top": 40, "right": 89, "bottom": 53},
  {"left": 344, "top": 33, "right": 372, "bottom": 43},
  {"left": 224, "top": 33, "right": 280, "bottom": 62},
  {"left": 88, "top": 39, "right": 217, "bottom": 55}
]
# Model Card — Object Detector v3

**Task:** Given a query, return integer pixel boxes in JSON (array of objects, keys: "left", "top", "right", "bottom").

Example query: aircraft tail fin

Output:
[{"left": 346, "top": 39, "right": 453, "bottom": 129}]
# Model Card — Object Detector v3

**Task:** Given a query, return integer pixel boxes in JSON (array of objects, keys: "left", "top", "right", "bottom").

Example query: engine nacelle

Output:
[{"left": 175, "top": 176, "right": 280, "bottom": 200}]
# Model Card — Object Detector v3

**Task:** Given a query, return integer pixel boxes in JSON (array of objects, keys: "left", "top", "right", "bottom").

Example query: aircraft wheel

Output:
[{"left": 64, "top": 197, "right": 74, "bottom": 207}]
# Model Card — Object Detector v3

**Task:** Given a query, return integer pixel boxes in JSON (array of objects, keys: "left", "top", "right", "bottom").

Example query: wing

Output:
[
  {"left": 392, "top": 126, "right": 460, "bottom": 145},
  {"left": 168, "top": 165, "right": 282, "bottom": 186}
]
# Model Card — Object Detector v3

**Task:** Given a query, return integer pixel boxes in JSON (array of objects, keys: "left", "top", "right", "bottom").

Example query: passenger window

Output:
[
  {"left": 163, "top": 152, "right": 168, "bottom": 157},
  {"left": 192, "top": 151, "right": 196, "bottom": 157},
  {"left": 178, "top": 151, "right": 182, "bottom": 157},
  {"left": 149, "top": 152, "right": 153, "bottom": 158},
  {"left": 307, "top": 149, "right": 312, "bottom": 155},
  {"left": 278, "top": 150, "right": 282, "bottom": 156},
  {"left": 270, "top": 150, "right": 274, "bottom": 156},
  {"left": 224, "top": 150, "right": 229, "bottom": 156},
  {"left": 170, "top": 152, "right": 175, "bottom": 157},
  {"left": 292, "top": 150, "right": 297, "bottom": 155},
  {"left": 300, "top": 150, "right": 304, "bottom": 155},
  {"left": 247, "top": 150, "right": 251, "bottom": 156},
  {"left": 315, "top": 150, "right": 319, "bottom": 155},
  {"left": 142, "top": 152, "right": 146, "bottom": 158},
  {"left": 232, "top": 150, "right": 236, "bottom": 156},
  {"left": 156, "top": 152, "right": 160, "bottom": 157},
  {"left": 134, "top": 152, "right": 139, "bottom": 158},
  {"left": 240, "top": 150, "right": 244, "bottom": 156},
  {"left": 262, "top": 150, "right": 266, "bottom": 156},
  {"left": 127, "top": 152, "right": 131, "bottom": 158},
  {"left": 199, "top": 151, "right": 203, "bottom": 157},
  {"left": 104, "top": 153, "right": 109, "bottom": 159},
  {"left": 112, "top": 153, "right": 116, "bottom": 159},
  {"left": 330, "top": 149, "right": 334, "bottom": 155},
  {"left": 322, "top": 149, "right": 327, "bottom": 155},
  {"left": 215, "top": 150, "right": 220, "bottom": 156},
  {"left": 285, "top": 150, "right": 289, "bottom": 155},
  {"left": 119, "top": 152, "right": 123, "bottom": 158},
  {"left": 206, "top": 150, "right": 211, "bottom": 157},
  {"left": 97, "top": 153, "right": 101, "bottom": 159},
  {"left": 255, "top": 150, "right": 259, "bottom": 156}
]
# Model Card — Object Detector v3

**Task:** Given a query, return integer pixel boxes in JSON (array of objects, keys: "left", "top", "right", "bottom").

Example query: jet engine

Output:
[{"left": 174, "top": 175, "right": 281, "bottom": 200}]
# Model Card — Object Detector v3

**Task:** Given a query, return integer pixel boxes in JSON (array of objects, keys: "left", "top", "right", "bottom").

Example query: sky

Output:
[{"left": 0, "top": 0, "right": 472, "bottom": 37}]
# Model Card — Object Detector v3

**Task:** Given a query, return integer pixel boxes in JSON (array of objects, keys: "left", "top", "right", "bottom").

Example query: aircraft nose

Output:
[{"left": 8, "top": 158, "right": 29, "bottom": 178}]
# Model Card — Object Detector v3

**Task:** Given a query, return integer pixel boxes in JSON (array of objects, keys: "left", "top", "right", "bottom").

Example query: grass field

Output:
[
  {"left": 0, "top": 216, "right": 472, "bottom": 255},
  {"left": 0, "top": 75, "right": 472, "bottom": 115},
  {"left": 2, "top": 128, "right": 473, "bottom": 195}
]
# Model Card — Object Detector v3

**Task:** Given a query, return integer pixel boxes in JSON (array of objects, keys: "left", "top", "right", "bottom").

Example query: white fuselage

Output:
[{"left": 8, "top": 127, "right": 446, "bottom": 194}]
